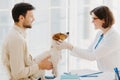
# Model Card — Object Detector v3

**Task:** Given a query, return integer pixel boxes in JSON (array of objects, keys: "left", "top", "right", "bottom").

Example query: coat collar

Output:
[{"left": 102, "top": 27, "right": 114, "bottom": 38}]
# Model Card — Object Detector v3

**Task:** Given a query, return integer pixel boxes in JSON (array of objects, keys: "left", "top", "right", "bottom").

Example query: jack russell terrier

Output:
[{"left": 33, "top": 32, "right": 69, "bottom": 80}]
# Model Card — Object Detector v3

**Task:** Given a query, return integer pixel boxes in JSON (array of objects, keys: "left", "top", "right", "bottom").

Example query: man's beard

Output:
[{"left": 23, "top": 24, "right": 32, "bottom": 29}]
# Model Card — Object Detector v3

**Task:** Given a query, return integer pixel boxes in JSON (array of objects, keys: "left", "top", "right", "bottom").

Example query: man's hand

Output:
[{"left": 38, "top": 56, "right": 53, "bottom": 70}]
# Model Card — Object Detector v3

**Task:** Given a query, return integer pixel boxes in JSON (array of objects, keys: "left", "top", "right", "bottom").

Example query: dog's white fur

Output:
[{"left": 33, "top": 32, "right": 69, "bottom": 80}]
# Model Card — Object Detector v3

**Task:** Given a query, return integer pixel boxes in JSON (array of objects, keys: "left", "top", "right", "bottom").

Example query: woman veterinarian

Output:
[{"left": 57, "top": 5, "right": 120, "bottom": 72}]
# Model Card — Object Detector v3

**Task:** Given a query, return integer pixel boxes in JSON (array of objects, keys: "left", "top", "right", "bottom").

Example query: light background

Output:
[{"left": 0, "top": 0, "right": 120, "bottom": 79}]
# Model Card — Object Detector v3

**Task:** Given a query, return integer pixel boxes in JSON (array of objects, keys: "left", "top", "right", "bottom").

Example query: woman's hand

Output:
[{"left": 55, "top": 41, "right": 73, "bottom": 51}]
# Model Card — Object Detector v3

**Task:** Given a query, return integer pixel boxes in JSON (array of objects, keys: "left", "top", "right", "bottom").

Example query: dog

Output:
[{"left": 33, "top": 32, "right": 69, "bottom": 80}]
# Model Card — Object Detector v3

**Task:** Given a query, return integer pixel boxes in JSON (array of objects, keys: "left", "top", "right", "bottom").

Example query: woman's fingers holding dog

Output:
[
  {"left": 54, "top": 41, "right": 65, "bottom": 50},
  {"left": 55, "top": 41, "right": 73, "bottom": 50},
  {"left": 55, "top": 41, "right": 62, "bottom": 45}
]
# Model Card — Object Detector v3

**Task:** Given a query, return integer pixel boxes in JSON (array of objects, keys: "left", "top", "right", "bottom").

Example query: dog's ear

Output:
[{"left": 52, "top": 34, "right": 60, "bottom": 41}]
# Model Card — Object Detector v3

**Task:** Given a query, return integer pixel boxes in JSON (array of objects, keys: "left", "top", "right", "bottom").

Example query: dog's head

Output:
[{"left": 52, "top": 32, "right": 69, "bottom": 41}]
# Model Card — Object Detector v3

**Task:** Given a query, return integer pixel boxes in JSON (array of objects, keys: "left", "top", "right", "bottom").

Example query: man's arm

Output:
[{"left": 8, "top": 36, "right": 39, "bottom": 79}]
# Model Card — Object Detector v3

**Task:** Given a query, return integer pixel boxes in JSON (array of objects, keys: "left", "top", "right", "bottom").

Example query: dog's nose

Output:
[{"left": 66, "top": 32, "right": 69, "bottom": 35}]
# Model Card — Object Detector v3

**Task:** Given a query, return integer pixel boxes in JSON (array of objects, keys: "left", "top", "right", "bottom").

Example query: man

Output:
[{"left": 2, "top": 2, "right": 53, "bottom": 80}]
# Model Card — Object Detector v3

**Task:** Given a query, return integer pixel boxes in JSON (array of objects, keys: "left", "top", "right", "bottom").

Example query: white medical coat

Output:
[{"left": 71, "top": 27, "right": 120, "bottom": 72}]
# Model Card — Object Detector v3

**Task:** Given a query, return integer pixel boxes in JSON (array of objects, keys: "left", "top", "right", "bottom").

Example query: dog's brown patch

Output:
[{"left": 52, "top": 32, "right": 69, "bottom": 41}]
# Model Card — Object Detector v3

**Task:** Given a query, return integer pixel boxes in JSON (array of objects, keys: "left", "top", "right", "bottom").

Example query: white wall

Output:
[{"left": 0, "top": 0, "right": 120, "bottom": 79}]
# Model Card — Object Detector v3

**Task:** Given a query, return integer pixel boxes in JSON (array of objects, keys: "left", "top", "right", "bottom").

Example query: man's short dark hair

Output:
[{"left": 12, "top": 2, "right": 35, "bottom": 22}]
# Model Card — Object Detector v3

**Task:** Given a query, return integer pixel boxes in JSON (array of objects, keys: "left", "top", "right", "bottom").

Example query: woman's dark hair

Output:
[
  {"left": 90, "top": 6, "right": 115, "bottom": 28},
  {"left": 12, "top": 2, "right": 35, "bottom": 22}
]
